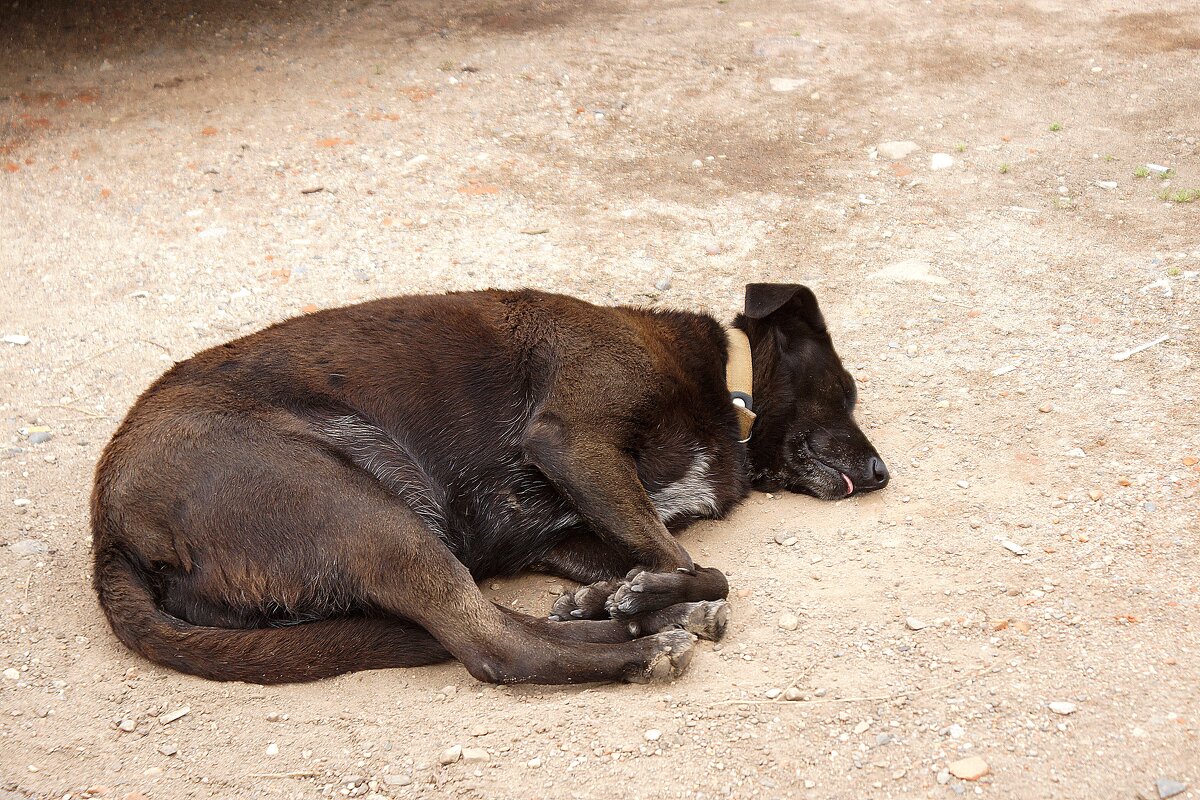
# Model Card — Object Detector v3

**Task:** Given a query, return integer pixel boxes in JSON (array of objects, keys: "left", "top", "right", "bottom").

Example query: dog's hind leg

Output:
[{"left": 344, "top": 505, "right": 699, "bottom": 684}]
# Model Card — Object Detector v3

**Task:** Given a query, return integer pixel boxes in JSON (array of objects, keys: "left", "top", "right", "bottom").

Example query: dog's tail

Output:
[{"left": 93, "top": 547, "right": 451, "bottom": 684}]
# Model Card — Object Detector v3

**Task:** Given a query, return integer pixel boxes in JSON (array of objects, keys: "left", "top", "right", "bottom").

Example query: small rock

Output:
[
  {"left": 956, "top": 480, "right": 970, "bottom": 489},
  {"left": 8, "top": 539, "right": 49, "bottom": 557},
  {"left": 853, "top": 720, "right": 871, "bottom": 735},
  {"left": 439, "top": 745, "right": 462, "bottom": 765},
  {"left": 383, "top": 774, "right": 412, "bottom": 786},
  {"left": 704, "top": 243, "right": 721, "bottom": 256},
  {"left": 930, "top": 153, "right": 955, "bottom": 170},
  {"left": 937, "top": 769, "right": 951, "bottom": 785},
  {"left": 469, "top": 725, "right": 491, "bottom": 737},
  {"left": 769, "top": 77, "right": 808, "bottom": 92},
  {"left": 1088, "top": 490, "right": 1103, "bottom": 502},
  {"left": 905, "top": 616, "right": 928, "bottom": 631},
  {"left": 1096, "top": 180, "right": 1118, "bottom": 190},
  {"left": 265, "top": 711, "right": 284, "bottom": 722},
  {"left": 644, "top": 729, "right": 662, "bottom": 742},
  {"left": 461, "top": 747, "right": 489, "bottom": 764},
  {"left": 765, "top": 688, "right": 782, "bottom": 699},
  {"left": 2, "top": 334, "right": 31, "bottom": 346},
  {"left": 778, "top": 613, "right": 800, "bottom": 631},
  {"left": 774, "top": 531, "right": 797, "bottom": 546},
  {"left": 655, "top": 275, "right": 672, "bottom": 291},
  {"left": 158, "top": 744, "right": 178, "bottom": 757},
  {"left": 1000, "top": 539, "right": 1030, "bottom": 556},
  {"left": 526, "top": 757, "right": 542, "bottom": 769},
  {"left": 944, "top": 723, "right": 965, "bottom": 739},
  {"left": 1048, "top": 701, "right": 1077, "bottom": 715},
  {"left": 1156, "top": 778, "right": 1188, "bottom": 799},
  {"left": 948, "top": 756, "right": 989, "bottom": 781},
  {"left": 159, "top": 707, "right": 190, "bottom": 725},
  {"left": 1038, "top": 403, "right": 1053, "bottom": 413},
  {"left": 4, "top": 668, "right": 20, "bottom": 680},
  {"left": 877, "top": 140, "right": 920, "bottom": 160},
  {"left": 265, "top": 743, "right": 279, "bottom": 756},
  {"left": 119, "top": 719, "right": 136, "bottom": 732},
  {"left": 784, "top": 687, "right": 803, "bottom": 701},
  {"left": 1146, "top": 163, "right": 1170, "bottom": 175},
  {"left": 1065, "top": 447, "right": 1086, "bottom": 458}
]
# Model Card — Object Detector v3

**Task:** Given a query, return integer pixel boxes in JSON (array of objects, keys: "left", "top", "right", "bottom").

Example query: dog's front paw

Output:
[
  {"left": 606, "top": 570, "right": 686, "bottom": 619},
  {"left": 549, "top": 579, "right": 623, "bottom": 620},
  {"left": 627, "top": 600, "right": 732, "bottom": 642}
]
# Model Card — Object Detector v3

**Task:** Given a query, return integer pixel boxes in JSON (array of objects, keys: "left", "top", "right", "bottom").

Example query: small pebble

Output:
[
  {"left": 383, "top": 775, "right": 412, "bottom": 786},
  {"left": 526, "top": 757, "right": 542, "bottom": 769},
  {"left": 439, "top": 745, "right": 462, "bottom": 765},
  {"left": 3, "top": 668, "right": 20, "bottom": 680},
  {"left": 265, "top": 743, "right": 279, "bottom": 756},
  {"left": 461, "top": 747, "right": 489, "bottom": 764},
  {"left": 764, "top": 688, "right": 782, "bottom": 699},
  {"left": 784, "top": 687, "right": 803, "bottom": 701},
  {"left": 1038, "top": 403, "right": 1053, "bottom": 413},
  {"left": 778, "top": 613, "right": 800, "bottom": 631},
  {"left": 1048, "top": 701, "right": 1077, "bottom": 715},
  {"left": 158, "top": 744, "right": 178, "bottom": 757},
  {"left": 905, "top": 616, "right": 928, "bottom": 631},
  {"left": 948, "top": 755, "right": 989, "bottom": 781},
  {"left": 159, "top": 707, "right": 190, "bottom": 725},
  {"left": 1156, "top": 778, "right": 1189, "bottom": 799},
  {"left": 119, "top": 719, "right": 136, "bottom": 732},
  {"left": 644, "top": 729, "right": 662, "bottom": 742},
  {"left": 877, "top": 141, "right": 920, "bottom": 160},
  {"left": 8, "top": 540, "right": 49, "bottom": 557},
  {"left": 930, "top": 153, "right": 955, "bottom": 170}
]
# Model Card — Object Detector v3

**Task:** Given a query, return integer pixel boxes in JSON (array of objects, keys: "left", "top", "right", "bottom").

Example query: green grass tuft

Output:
[{"left": 1160, "top": 188, "right": 1199, "bottom": 203}]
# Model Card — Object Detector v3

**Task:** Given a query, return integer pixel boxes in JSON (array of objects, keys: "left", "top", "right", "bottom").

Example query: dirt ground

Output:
[{"left": 1, "top": 0, "right": 1198, "bottom": 798}]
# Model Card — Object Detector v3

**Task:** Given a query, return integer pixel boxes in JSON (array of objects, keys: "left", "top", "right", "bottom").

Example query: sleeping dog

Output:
[{"left": 92, "top": 283, "right": 888, "bottom": 684}]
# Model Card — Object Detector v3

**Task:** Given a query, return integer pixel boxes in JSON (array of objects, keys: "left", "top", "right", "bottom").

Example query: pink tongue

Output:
[{"left": 842, "top": 473, "right": 854, "bottom": 495}]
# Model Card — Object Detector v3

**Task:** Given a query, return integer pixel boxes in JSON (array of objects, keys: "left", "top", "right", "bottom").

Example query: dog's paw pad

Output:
[
  {"left": 679, "top": 600, "right": 731, "bottom": 642},
  {"left": 629, "top": 629, "right": 695, "bottom": 683}
]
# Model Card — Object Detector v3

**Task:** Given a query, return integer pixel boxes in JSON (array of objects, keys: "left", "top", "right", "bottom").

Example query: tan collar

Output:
[{"left": 725, "top": 328, "right": 756, "bottom": 442}]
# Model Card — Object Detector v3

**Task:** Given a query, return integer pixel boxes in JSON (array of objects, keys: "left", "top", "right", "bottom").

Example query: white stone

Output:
[
  {"left": 930, "top": 153, "right": 955, "bottom": 170},
  {"left": 2, "top": 668, "right": 19, "bottom": 680},
  {"left": 877, "top": 140, "right": 920, "bottom": 160},
  {"left": 1048, "top": 701, "right": 1077, "bottom": 715},
  {"left": 770, "top": 77, "right": 808, "bottom": 92},
  {"left": 778, "top": 613, "right": 800, "bottom": 631},
  {"left": 644, "top": 729, "right": 662, "bottom": 742},
  {"left": 905, "top": 616, "right": 928, "bottom": 631}
]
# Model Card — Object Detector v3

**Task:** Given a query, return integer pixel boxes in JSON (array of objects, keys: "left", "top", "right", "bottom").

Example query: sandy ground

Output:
[{"left": 2, "top": 0, "right": 1198, "bottom": 798}]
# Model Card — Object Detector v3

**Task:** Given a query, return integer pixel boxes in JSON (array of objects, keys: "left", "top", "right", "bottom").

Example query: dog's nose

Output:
[{"left": 857, "top": 456, "right": 889, "bottom": 491}]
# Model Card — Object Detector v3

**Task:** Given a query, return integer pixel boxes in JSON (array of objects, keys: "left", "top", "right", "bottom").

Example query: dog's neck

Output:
[{"left": 724, "top": 328, "right": 756, "bottom": 442}]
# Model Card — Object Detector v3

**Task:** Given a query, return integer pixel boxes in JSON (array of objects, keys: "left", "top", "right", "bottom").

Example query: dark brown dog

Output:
[{"left": 92, "top": 284, "right": 887, "bottom": 685}]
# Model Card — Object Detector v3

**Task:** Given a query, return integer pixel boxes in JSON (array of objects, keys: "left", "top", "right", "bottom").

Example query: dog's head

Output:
[{"left": 735, "top": 283, "right": 888, "bottom": 500}]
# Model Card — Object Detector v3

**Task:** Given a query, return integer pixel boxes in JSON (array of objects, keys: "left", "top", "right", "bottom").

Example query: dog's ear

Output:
[{"left": 743, "top": 283, "right": 826, "bottom": 332}]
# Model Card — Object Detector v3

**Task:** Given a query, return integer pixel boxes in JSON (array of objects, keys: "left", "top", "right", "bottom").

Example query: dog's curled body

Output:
[{"left": 93, "top": 286, "right": 885, "bottom": 684}]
